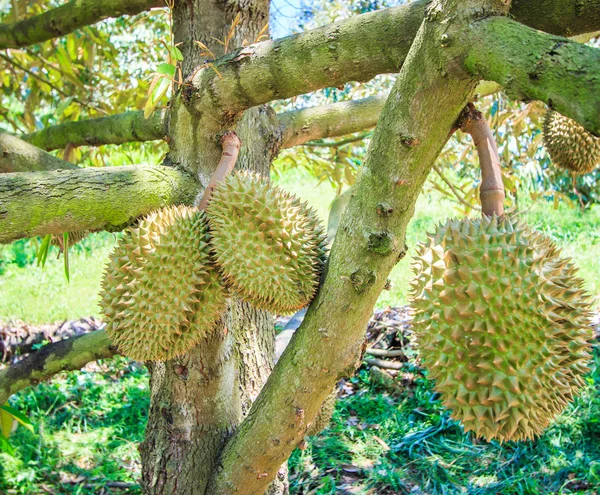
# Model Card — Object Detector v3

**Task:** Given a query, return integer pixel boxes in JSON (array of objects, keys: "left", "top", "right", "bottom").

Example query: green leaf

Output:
[
  {"left": 56, "top": 97, "right": 75, "bottom": 118},
  {"left": 63, "top": 232, "right": 70, "bottom": 282},
  {"left": 156, "top": 63, "right": 176, "bottom": 77},
  {"left": 0, "top": 405, "right": 34, "bottom": 433},
  {"left": 0, "top": 434, "right": 15, "bottom": 456},
  {"left": 0, "top": 409, "right": 13, "bottom": 438},
  {"left": 171, "top": 46, "right": 184, "bottom": 62},
  {"left": 36, "top": 234, "right": 52, "bottom": 268}
]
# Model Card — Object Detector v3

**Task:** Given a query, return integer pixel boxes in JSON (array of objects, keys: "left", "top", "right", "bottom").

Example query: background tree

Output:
[{"left": 0, "top": 0, "right": 599, "bottom": 494}]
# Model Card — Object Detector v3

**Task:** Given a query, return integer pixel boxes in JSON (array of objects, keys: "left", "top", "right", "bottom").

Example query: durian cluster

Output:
[
  {"left": 543, "top": 110, "right": 600, "bottom": 174},
  {"left": 100, "top": 172, "right": 326, "bottom": 361},
  {"left": 410, "top": 215, "right": 593, "bottom": 442}
]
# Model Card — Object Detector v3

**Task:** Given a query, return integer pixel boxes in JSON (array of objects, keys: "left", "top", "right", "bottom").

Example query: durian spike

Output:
[
  {"left": 459, "top": 103, "right": 505, "bottom": 217},
  {"left": 196, "top": 131, "right": 242, "bottom": 210}
]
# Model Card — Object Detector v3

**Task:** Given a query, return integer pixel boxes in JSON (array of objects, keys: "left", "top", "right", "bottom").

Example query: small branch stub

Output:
[
  {"left": 459, "top": 103, "right": 505, "bottom": 217},
  {"left": 196, "top": 132, "right": 242, "bottom": 210}
]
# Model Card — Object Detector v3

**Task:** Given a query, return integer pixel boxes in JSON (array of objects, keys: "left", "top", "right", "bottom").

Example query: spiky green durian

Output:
[
  {"left": 543, "top": 110, "right": 600, "bottom": 174},
  {"left": 100, "top": 205, "right": 228, "bottom": 361},
  {"left": 307, "top": 390, "right": 337, "bottom": 436},
  {"left": 410, "top": 215, "right": 593, "bottom": 442},
  {"left": 206, "top": 171, "right": 327, "bottom": 314}
]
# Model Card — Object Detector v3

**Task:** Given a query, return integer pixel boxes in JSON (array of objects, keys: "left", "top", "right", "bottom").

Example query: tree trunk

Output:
[{"left": 139, "top": 1, "right": 285, "bottom": 494}]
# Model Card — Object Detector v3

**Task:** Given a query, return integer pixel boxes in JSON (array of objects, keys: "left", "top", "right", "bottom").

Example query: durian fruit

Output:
[
  {"left": 307, "top": 389, "right": 337, "bottom": 436},
  {"left": 206, "top": 171, "right": 327, "bottom": 314},
  {"left": 100, "top": 205, "right": 228, "bottom": 361},
  {"left": 543, "top": 110, "right": 600, "bottom": 174},
  {"left": 410, "top": 215, "right": 593, "bottom": 442}
]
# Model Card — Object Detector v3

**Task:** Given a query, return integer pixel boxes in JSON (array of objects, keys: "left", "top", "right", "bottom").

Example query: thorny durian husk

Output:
[
  {"left": 100, "top": 205, "right": 227, "bottom": 361},
  {"left": 206, "top": 171, "right": 327, "bottom": 314},
  {"left": 410, "top": 215, "right": 593, "bottom": 442},
  {"left": 543, "top": 110, "right": 600, "bottom": 175}
]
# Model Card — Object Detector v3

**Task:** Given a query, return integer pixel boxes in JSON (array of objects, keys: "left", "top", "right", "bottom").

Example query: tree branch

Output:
[
  {"left": 206, "top": 0, "right": 508, "bottom": 490},
  {"left": 277, "top": 79, "right": 500, "bottom": 149},
  {"left": 465, "top": 17, "right": 600, "bottom": 136},
  {"left": 0, "top": 133, "right": 77, "bottom": 173},
  {"left": 22, "top": 110, "right": 167, "bottom": 152},
  {"left": 278, "top": 97, "right": 385, "bottom": 149},
  {"left": 0, "top": 330, "right": 116, "bottom": 404},
  {"left": 510, "top": 0, "right": 600, "bottom": 37},
  {"left": 0, "top": 165, "right": 197, "bottom": 243},
  {"left": 0, "top": 0, "right": 165, "bottom": 49},
  {"left": 181, "top": 0, "right": 599, "bottom": 127}
]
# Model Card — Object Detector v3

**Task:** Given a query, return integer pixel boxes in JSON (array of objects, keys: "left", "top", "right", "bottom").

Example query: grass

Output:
[{"left": 1, "top": 168, "right": 597, "bottom": 324}]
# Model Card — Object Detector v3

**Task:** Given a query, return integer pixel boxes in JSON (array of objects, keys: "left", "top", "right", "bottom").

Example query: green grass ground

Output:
[{"left": 1, "top": 169, "right": 598, "bottom": 323}]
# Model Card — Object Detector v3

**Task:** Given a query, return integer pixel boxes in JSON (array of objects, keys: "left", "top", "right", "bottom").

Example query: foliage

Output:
[{"left": 0, "top": 0, "right": 171, "bottom": 166}]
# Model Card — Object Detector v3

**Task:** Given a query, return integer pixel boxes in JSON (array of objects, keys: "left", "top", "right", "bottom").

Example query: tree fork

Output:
[{"left": 207, "top": 0, "right": 512, "bottom": 492}]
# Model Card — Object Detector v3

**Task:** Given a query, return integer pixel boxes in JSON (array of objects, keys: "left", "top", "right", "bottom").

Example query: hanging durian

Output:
[
  {"left": 206, "top": 171, "right": 327, "bottom": 314},
  {"left": 410, "top": 104, "right": 593, "bottom": 442},
  {"left": 100, "top": 205, "right": 228, "bottom": 361},
  {"left": 543, "top": 109, "right": 600, "bottom": 174}
]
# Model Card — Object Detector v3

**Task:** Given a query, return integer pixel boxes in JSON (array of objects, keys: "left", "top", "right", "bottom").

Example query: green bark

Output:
[
  {"left": 0, "top": 0, "right": 165, "bottom": 49},
  {"left": 0, "top": 133, "right": 77, "bottom": 173},
  {"left": 0, "top": 330, "right": 116, "bottom": 405},
  {"left": 511, "top": 0, "right": 600, "bottom": 37},
  {"left": 0, "top": 165, "right": 197, "bottom": 243},
  {"left": 207, "top": 0, "right": 511, "bottom": 492},
  {"left": 184, "top": 2, "right": 426, "bottom": 120},
  {"left": 22, "top": 110, "right": 167, "bottom": 152},
  {"left": 465, "top": 17, "right": 600, "bottom": 136},
  {"left": 279, "top": 97, "right": 385, "bottom": 148}
]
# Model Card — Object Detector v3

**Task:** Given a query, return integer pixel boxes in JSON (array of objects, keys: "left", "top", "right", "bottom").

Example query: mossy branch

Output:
[
  {"left": 510, "top": 0, "right": 600, "bottom": 37},
  {"left": 0, "top": 165, "right": 198, "bottom": 243},
  {"left": 0, "top": 0, "right": 165, "bottom": 49},
  {"left": 465, "top": 17, "right": 600, "bottom": 136},
  {"left": 0, "top": 330, "right": 117, "bottom": 405},
  {"left": 22, "top": 110, "right": 168, "bottom": 152},
  {"left": 0, "top": 133, "right": 77, "bottom": 173},
  {"left": 278, "top": 97, "right": 386, "bottom": 149}
]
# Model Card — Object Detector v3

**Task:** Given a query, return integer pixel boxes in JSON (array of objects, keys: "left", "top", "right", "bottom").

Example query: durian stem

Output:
[
  {"left": 196, "top": 131, "right": 242, "bottom": 210},
  {"left": 459, "top": 103, "right": 505, "bottom": 217}
]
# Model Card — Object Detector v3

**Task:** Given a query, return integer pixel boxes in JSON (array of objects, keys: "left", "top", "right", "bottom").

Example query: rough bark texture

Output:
[
  {"left": 465, "top": 17, "right": 600, "bottom": 136},
  {"left": 22, "top": 110, "right": 167, "bottom": 152},
  {"left": 139, "top": 1, "right": 287, "bottom": 494},
  {"left": 207, "top": 0, "right": 513, "bottom": 492},
  {"left": 183, "top": 2, "right": 426, "bottom": 121},
  {"left": 0, "top": 133, "right": 77, "bottom": 173},
  {"left": 511, "top": 0, "right": 600, "bottom": 37},
  {"left": 0, "top": 0, "right": 165, "bottom": 49},
  {"left": 0, "top": 165, "right": 197, "bottom": 243},
  {"left": 279, "top": 97, "right": 384, "bottom": 148},
  {"left": 0, "top": 330, "right": 116, "bottom": 405}
]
